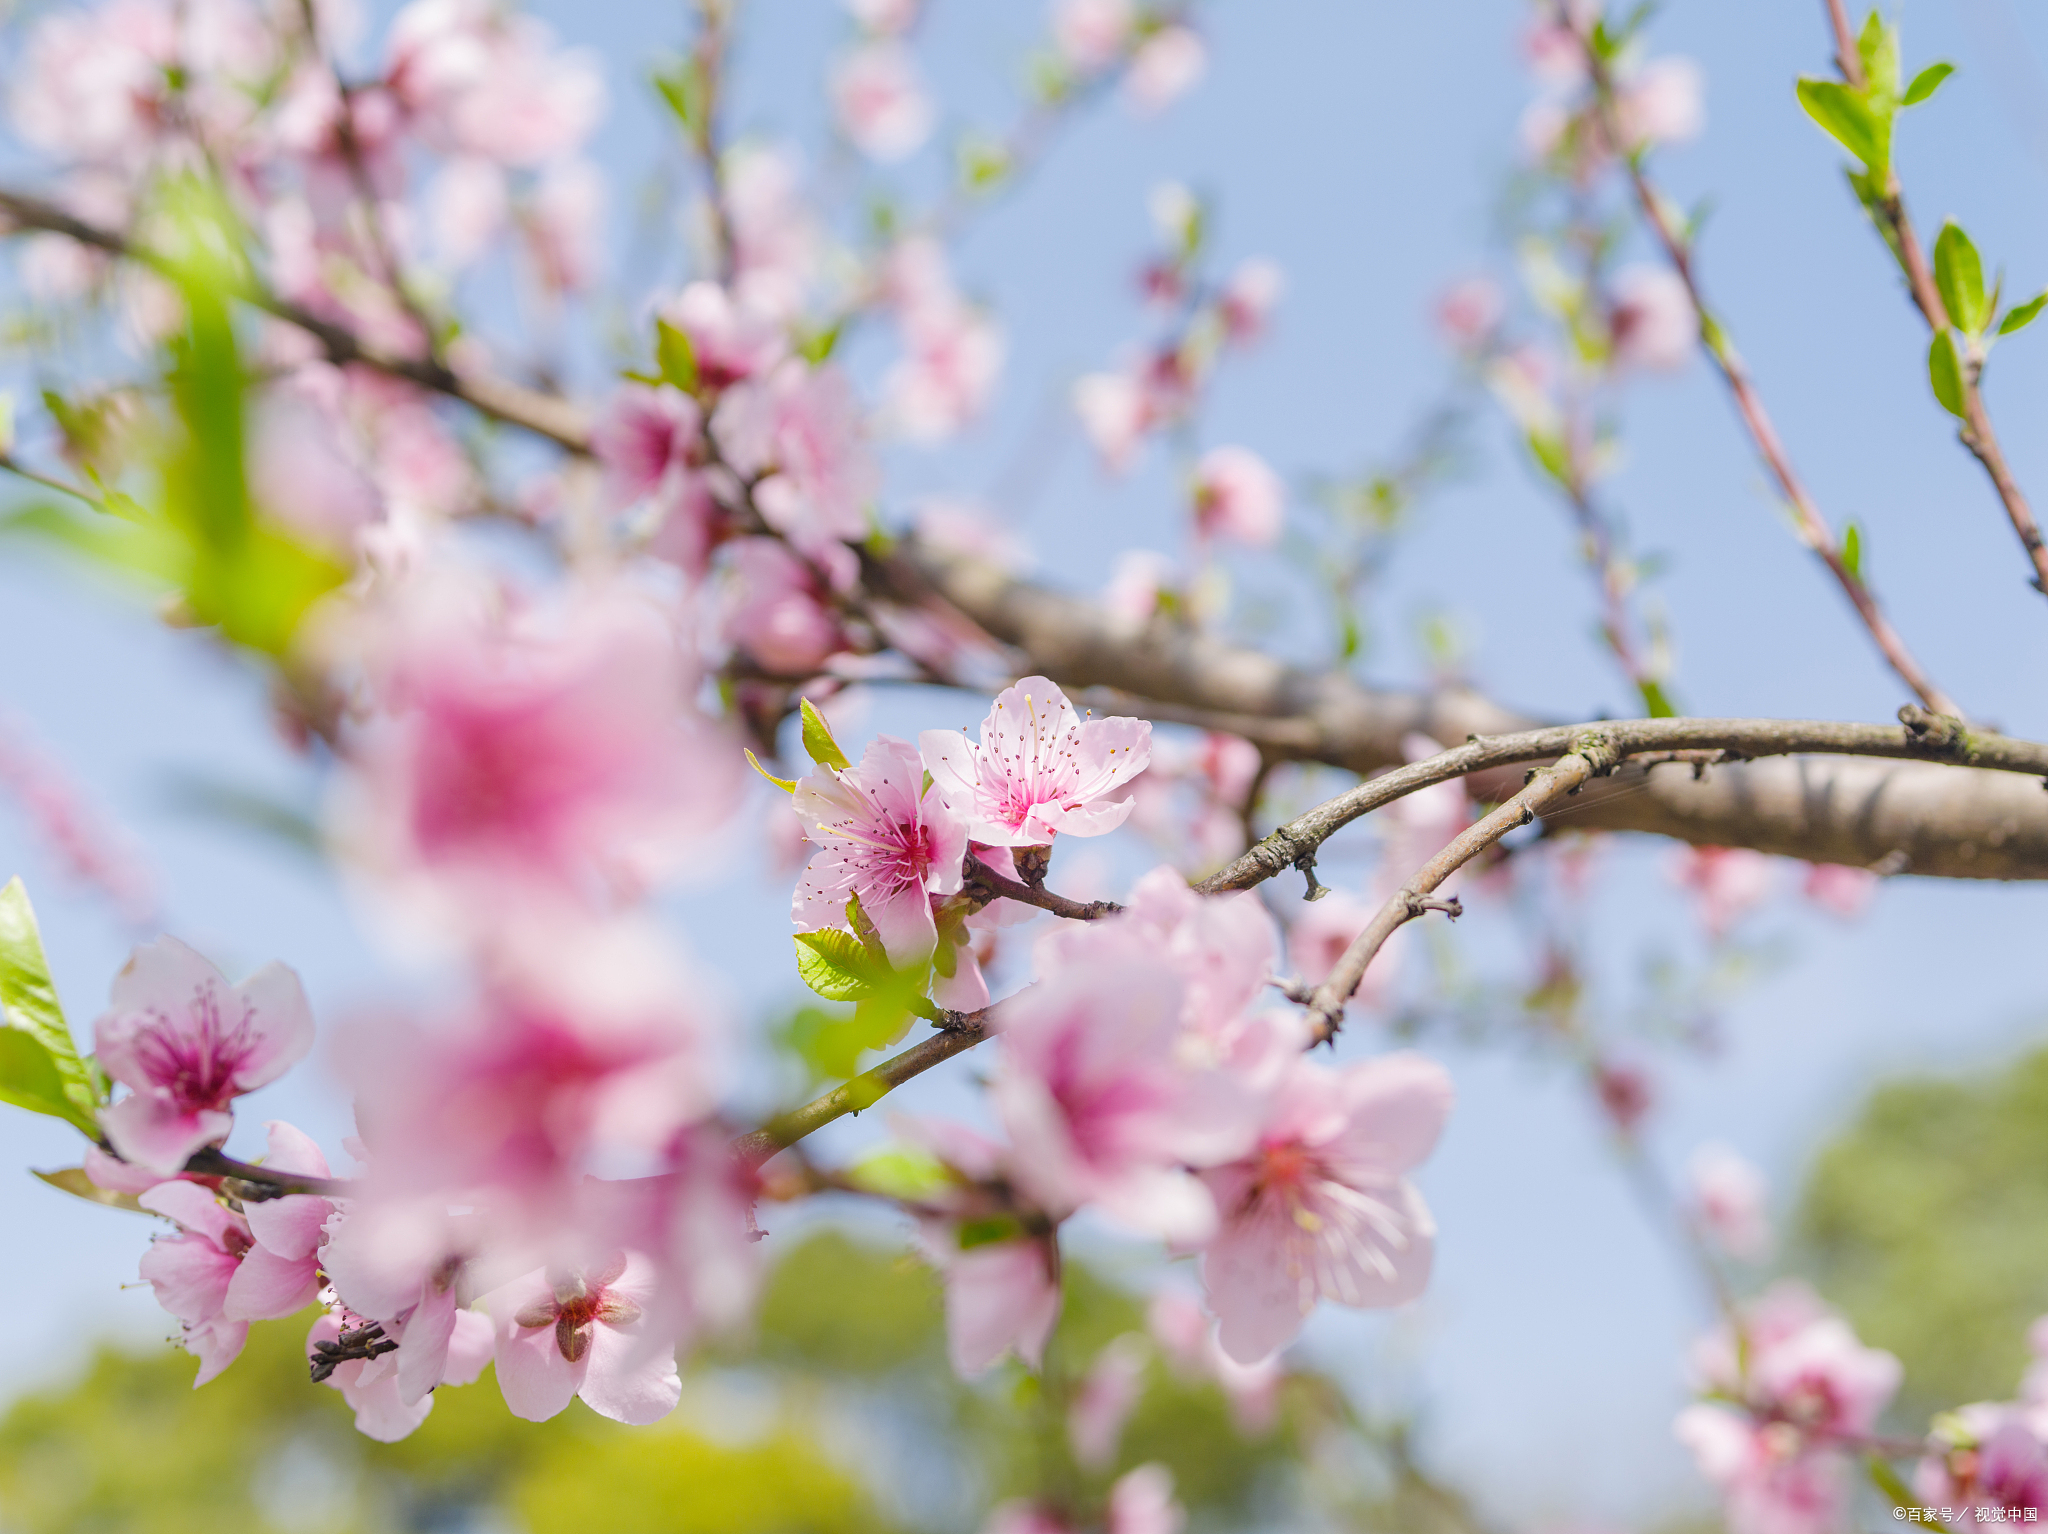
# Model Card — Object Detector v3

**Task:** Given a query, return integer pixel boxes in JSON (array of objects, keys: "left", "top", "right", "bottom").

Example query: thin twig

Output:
[
  {"left": 1816, "top": 0, "right": 2048, "bottom": 599},
  {"left": 0, "top": 188, "right": 594, "bottom": 452},
  {"left": 965, "top": 854, "right": 1122, "bottom": 921},
  {"left": 731, "top": 1010, "right": 992, "bottom": 1168},
  {"left": 1568, "top": 15, "right": 1963, "bottom": 718},
  {"left": 1299, "top": 741, "right": 1614, "bottom": 1043}
]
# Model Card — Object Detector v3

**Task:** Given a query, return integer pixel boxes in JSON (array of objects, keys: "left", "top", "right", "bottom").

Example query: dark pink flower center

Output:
[{"left": 131, "top": 984, "right": 259, "bottom": 1112}]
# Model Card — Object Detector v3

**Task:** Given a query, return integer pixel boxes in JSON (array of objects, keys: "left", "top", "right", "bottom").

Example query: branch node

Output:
[{"left": 1294, "top": 848, "right": 1329, "bottom": 902}]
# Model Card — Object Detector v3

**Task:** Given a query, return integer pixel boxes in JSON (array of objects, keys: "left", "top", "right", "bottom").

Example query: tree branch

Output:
[
  {"left": 731, "top": 1011, "right": 993, "bottom": 1169},
  {"left": 894, "top": 538, "right": 2048, "bottom": 880},
  {"left": 1814, "top": 1, "right": 2048, "bottom": 601},
  {"left": 965, "top": 855, "right": 1122, "bottom": 921},
  {"left": 1199, "top": 710, "right": 2048, "bottom": 897},
  {"left": 1567, "top": 18, "right": 1964, "bottom": 719},
  {"left": 1301, "top": 742, "right": 1614, "bottom": 1042},
  {"left": 0, "top": 187, "right": 594, "bottom": 452}
]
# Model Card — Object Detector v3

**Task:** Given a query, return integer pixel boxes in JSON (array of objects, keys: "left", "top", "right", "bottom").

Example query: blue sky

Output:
[{"left": 4, "top": 0, "right": 2048, "bottom": 1524}]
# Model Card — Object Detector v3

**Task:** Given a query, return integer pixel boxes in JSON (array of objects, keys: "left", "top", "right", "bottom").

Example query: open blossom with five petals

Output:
[
  {"left": 94, "top": 936, "right": 315, "bottom": 1175},
  {"left": 136, "top": 1180, "right": 257, "bottom": 1385},
  {"left": 1198, "top": 1039, "right": 1453, "bottom": 1363},
  {"left": 792, "top": 735, "right": 968, "bottom": 967},
  {"left": 487, "top": 1251, "right": 682, "bottom": 1425},
  {"left": 920, "top": 677, "right": 1150, "bottom": 847}
]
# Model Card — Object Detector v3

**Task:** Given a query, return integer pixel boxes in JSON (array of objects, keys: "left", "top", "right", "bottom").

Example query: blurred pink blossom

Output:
[
  {"left": 830, "top": 40, "right": 934, "bottom": 162},
  {"left": 1192, "top": 445, "right": 1285, "bottom": 547},
  {"left": 1069, "top": 1333, "right": 1149, "bottom": 1468},
  {"left": 1609, "top": 263, "right": 1698, "bottom": 372},
  {"left": 1672, "top": 845, "right": 1775, "bottom": 938},
  {"left": 722, "top": 538, "right": 846, "bottom": 677},
  {"left": 487, "top": 1251, "right": 681, "bottom": 1424},
  {"left": 1052, "top": 0, "right": 1134, "bottom": 73},
  {"left": 1436, "top": 275, "right": 1505, "bottom": 351},
  {"left": 1219, "top": 257, "right": 1285, "bottom": 344},
  {"left": 1125, "top": 27, "right": 1206, "bottom": 114},
  {"left": 1686, "top": 1141, "right": 1772, "bottom": 1262},
  {"left": 1803, "top": 861, "right": 1878, "bottom": 920}
]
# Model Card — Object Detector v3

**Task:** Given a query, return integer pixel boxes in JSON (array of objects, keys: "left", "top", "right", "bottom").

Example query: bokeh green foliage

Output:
[
  {"left": 2, "top": 175, "right": 344, "bottom": 660},
  {"left": 1796, "top": 1037, "right": 2048, "bottom": 1417},
  {"left": 0, "top": 1226, "right": 1336, "bottom": 1533}
]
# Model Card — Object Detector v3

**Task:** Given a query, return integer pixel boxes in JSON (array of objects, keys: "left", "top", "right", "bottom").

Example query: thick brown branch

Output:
[
  {"left": 894, "top": 539, "right": 2048, "bottom": 881},
  {"left": 1302, "top": 745, "right": 1612, "bottom": 1042},
  {"left": 732, "top": 1011, "right": 992, "bottom": 1169},
  {"left": 1199, "top": 711, "right": 2048, "bottom": 897}
]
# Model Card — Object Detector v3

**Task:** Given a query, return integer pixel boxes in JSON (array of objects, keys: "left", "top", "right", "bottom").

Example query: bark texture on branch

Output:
[{"left": 895, "top": 540, "right": 2048, "bottom": 881}]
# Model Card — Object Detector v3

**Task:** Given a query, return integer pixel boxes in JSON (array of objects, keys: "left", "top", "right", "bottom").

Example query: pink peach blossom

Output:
[
  {"left": 94, "top": 937, "right": 314, "bottom": 1175},
  {"left": 1618, "top": 57, "right": 1705, "bottom": 149},
  {"left": 1675, "top": 1404, "right": 1846, "bottom": 1534},
  {"left": 137, "top": 1179, "right": 255, "bottom": 1385},
  {"left": 1073, "top": 370, "right": 1154, "bottom": 473},
  {"left": 992, "top": 946, "right": 1250, "bottom": 1242},
  {"left": 487, "top": 1251, "right": 682, "bottom": 1425},
  {"left": 308, "top": 1302, "right": 493, "bottom": 1442},
  {"left": 1192, "top": 445, "right": 1285, "bottom": 547},
  {"left": 722, "top": 538, "right": 846, "bottom": 677},
  {"left": 919, "top": 676, "right": 1151, "bottom": 846},
  {"left": 884, "top": 303, "right": 1006, "bottom": 442},
  {"left": 663, "top": 281, "right": 790, "bottom": 390},
  {"left": 713, "top": 359, "right": 878, "bottom": 585},
  {"left": 847, "top": 0, "right": 920, "bottom": 33},
  {"left": 1609, "top": 263, "right": 1698, "bottom": 372},
  {"left": 1069, "top": 1333, "right": 1149, "bottom": 1468},
  {"left": 1124, "top": 27, "right": 1206, "bottom": 114},
  {"left": 927, "top": 1227, "right": 1063, "bottom": 1376},
  {"left": 386, "top": 0, "right": 604, "bottom": 167},
  {"left": 722, "top": 144, "right": 821, "bottom": 320},
  {"left": 1108, "top": 1464, "right": 1185, "bottom": 1534},
  {"left": 830, "top": 40, "right": 934, "bottom": 162},
  {"left": 1436, "top": 275, "right": 1505, "bottom": 351},
  {"left": 222, "top": 1120, "right": 338, "bottom": 1323},
  {"left": 792, "top": 735, "right": 969, "bottom": 967},
  {"left": 1916, "top": 1405, "right": 2048, "bottom": 1518},
  {"left": 1803, "top": 861, "right": 1879, "bottom": 920},
  {"left": 1219, "top": 258, "right": 1285, "bottom": 344},
  {"left": 1146, "top": 1289, "right": 1281, "bottom": 1433},
  {"left": 1199, "top": 1049, "right": 1452, "bottom": 1363},
  {"left": 338, "top": 573, "right": 740, "bottom": 922},
  {"left": 1052, "top": 0, "right": 1134, "bottom": 73},
  {"left": 523, "top": 159, "right": 606, "bottom": 293},
  {"left": 1686, "top": 1141, "right": 1771, "bottom": 1262},
  {"left": 1672, "top": 845, "right": 1775, "bottom": 938}
]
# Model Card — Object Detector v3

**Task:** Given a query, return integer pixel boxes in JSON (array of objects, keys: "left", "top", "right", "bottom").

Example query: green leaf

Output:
[
  {"left": 1903, "top": 61, "right": 1954, "bottom": 107},
  {"left": 655, "top": 318, "right": 698, "bottom": 393},
  {"left": 745, "top": 749, "right": 798, "bottom": 793},
  {"left": 1935, "top": 222, "right": 1990, "bottom": 334},
  {"left": 652, "top": 57, "right": 708, "bottom": 138},
  {"left": 794, "top": 928, "right": 885, "bottom": 1002},
  {"left": 1928, "top": 329, "right": 1968, "bottom": 418},
  {"left": 33, "top": 1166, "right": 146, "bottom": 1214},
  {"left": 842, "top": 1143, "right": 951, "bottom": 1203},
  {"left": 1525, "top": 430, "right": 1572, "bottom": 489},
  {"left": 1842, "top": 521, "right": 1865, "bottom": 581},
  {"left": 1857, "top": 11, "right": 1902, "bottom": 103},
  {"left": 0, "top": 879, "right": 98, "bottom": 1133},
  {"left": 0, "top": 1031, "right": 83, "bottom": 1128},
  {"left": 1637, "top": 679, "right": 1677, "bottom": 719},
  {"left": 799, "top": 698, "right": 851, "bottom": 772},
  {"left": 1998, "top": 290, "right": 2048, "bottom": 336},
  {"left": 795, "top": 323, "right": 842, "bottom": 366},
  {"left": 956, "top": 1215, "right": 1026, "bottom": 1250},
  {"left": 1797, "top": 78, "right": 1889, "bottom": 171},
  {"left": 775, "top": 1003, "right": 905, "bottom": 1083}
]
